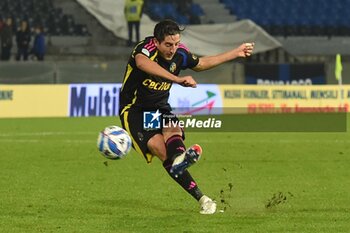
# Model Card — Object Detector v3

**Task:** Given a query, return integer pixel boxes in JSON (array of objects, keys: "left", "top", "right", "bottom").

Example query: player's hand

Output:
[
  {"left": 178, "top": 76, "right": 197, "bottom": 88},
  {"left": 237, "top": 42, "right": 255, "bottom": 58}
]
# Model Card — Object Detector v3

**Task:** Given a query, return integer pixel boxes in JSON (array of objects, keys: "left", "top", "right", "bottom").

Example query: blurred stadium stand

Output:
[
  {"left": 220, "top": 0, "right": 350, "bottom": 37},
  {"left": 0, "top": 60, "right": 233, "bottom": 84},
  {"left": 52, "top": 0, "right": 125, "bottom": 47},
  {"left": 144, "top": 0, "right": 235, "bottom": 24},
  {"left": 144, "top": 0, "right": 204, "bottom": 25},
  {"left": 0, "top": 0, "right": 90, "bottom": 36},
  {"left": 0, "top": 61, "right": 119, "bottom": 84},
  {"left": 1, "top": 0, "right": 350, "bottom": 85}
]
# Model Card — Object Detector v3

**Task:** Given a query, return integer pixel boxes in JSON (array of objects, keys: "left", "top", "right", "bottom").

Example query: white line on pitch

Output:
[
  {"left": 0, "top": 132, "right": 96, "bottom": 137},
  {"left": 0, "top": 139, "right": 93, "bottom": 143}
]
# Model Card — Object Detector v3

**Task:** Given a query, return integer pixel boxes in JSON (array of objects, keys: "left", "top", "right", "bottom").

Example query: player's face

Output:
[{"left": 154, "top": 34, "right": 181, "bottom": 60}]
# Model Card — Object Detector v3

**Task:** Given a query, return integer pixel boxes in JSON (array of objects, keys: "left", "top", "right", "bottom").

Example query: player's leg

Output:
[
  {"left": 120, "top": 110, "right": 216, "bottom": 214},
  {"left": 147, "top": 134, "right": 166, "bottom": 161},
  {"left": 145, "top": 132, "right": 217, "bottom": 214},
  {"left": 148, "top": 133, "right": 203, "bottom": 200},
  {"left": 120, "top": 110, "right": 156, "bottom": 162},
  {"left": 160, "top": 127, "right": 216, "bottom": 214},
  {"left": 162, "top": 121, "right": 201, "bottom": 176},
  {"left": 120, "top": 119, "right": 204, "bottom": 203}
]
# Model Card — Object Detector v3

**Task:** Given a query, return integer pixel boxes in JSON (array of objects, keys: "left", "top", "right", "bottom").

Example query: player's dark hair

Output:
[{"left": 153, "top": 19, "right": 184, "bottom": 42}]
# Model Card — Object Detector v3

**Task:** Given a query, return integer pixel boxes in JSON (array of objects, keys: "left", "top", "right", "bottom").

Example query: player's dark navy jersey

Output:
[{"left": 119, "top": 36, "right": 199, "bottom": 115}]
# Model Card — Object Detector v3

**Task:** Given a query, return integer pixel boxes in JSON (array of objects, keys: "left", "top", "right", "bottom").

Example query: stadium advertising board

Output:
[
  {"left": 1, "top": 84, "right": 350, "bottom": 119},
  {"left": 69, "top": 84, "right": 122, "bottom": 117},
  {"left": 220, "top": 85, "right": 348, "bottom": 113},
  {"left": 68, "top": 83, "right": 223, "bottom": 117},
  {"left": 0, "top": 85, "right": 68, "bottom": 118},
  {"left": 169, "top": 84, "right": 223, "bottom": 115},
  {"left": 220, "top": 85, "right": 347, "bottom": 132},
  {"left": 245, "top": 63, "right": 326, "bottom": 85}
]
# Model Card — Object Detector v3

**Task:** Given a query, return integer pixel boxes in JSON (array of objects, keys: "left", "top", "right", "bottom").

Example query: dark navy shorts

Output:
[{"left": 120, "top": 109, "right": 184, "bottom": 163}]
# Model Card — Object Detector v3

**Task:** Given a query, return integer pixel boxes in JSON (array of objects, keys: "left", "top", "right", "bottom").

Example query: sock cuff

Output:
[{"left": 165, "top": 135, "right": 183, "bottom": 146}]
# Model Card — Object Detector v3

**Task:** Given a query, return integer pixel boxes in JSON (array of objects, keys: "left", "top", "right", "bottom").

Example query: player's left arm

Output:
[{"left": 192, "top": 42, "right": 255, "bottom": 72}]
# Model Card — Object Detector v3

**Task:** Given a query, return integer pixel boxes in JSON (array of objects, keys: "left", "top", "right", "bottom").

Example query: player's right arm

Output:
[
  {"left": 135, "top": 53, "right": 197, "bottom": 87},
  {"left": 192, "top": 42, "right": 255, "bottom": 72}
]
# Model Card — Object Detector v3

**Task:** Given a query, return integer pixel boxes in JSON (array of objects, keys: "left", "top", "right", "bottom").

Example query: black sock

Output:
[
  {"left": 165, "top": 135, "right": 186, "bottom": 160},
  {"left": 163, "top": 136, "right": 203, "bottom": 201}
]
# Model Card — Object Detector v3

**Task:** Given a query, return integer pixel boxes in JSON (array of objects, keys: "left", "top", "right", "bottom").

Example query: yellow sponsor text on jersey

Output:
[{"left": 142, "top": 79, "right": 171, "bottom": 91}]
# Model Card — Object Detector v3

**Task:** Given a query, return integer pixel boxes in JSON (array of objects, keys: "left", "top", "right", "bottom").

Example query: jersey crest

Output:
[{"left": 169, "top": 62, "right": 177, "bottom": 73}]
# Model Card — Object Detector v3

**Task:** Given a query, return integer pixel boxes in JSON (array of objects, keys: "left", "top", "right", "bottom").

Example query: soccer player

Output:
[{"left": 119, "top": 19, "right": 254, "bottom": 214}]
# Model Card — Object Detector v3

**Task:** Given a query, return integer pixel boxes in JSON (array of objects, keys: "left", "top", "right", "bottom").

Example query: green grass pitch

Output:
[{"left": 0, "top": 116, "right": 349, "bottom": 233}]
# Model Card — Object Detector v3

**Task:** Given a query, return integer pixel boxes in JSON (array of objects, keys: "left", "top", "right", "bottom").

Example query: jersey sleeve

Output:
[
  {"left": 177, "top": 44, "right": 199, "bottom": 69},
  {"left": 133, "top": 37, "right": 157, "bottom": 58}
]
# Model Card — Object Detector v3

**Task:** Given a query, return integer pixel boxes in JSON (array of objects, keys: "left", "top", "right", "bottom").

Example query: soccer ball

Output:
[{"left": 97, "top": 126, "right": 132, "bottom": 160}]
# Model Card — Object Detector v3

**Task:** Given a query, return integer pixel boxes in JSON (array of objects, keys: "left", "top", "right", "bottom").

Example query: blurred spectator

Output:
[
  {"left": 177, "top": 0, "right": 201, "bottom": 25},
  {"left": 16, "top": 20, "right": 31, "bottom": 61},
  {"left": 30, "top": 25, "right": 45, "bottom": 61},
  {"left": 1, "top": 17, "right": 14, "bottom": 61},
  {"left": 177, "top": 0, "right": 192, "bottom": 15},
  {"left": 0, "top": 18, "right": 4, "bottom": 31},
  {"left": 124, "top": 0, "right": 144, "bottom": 47}
]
